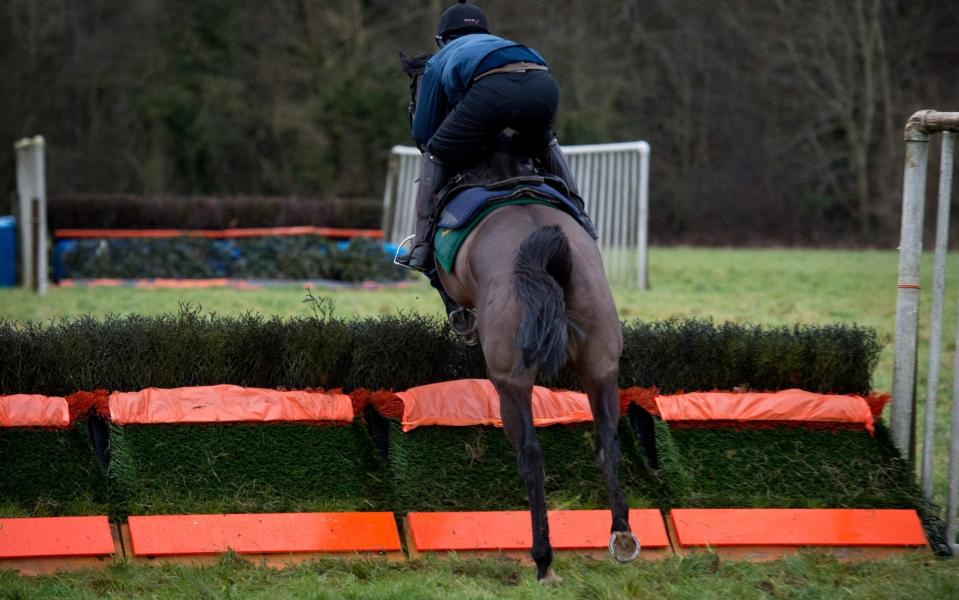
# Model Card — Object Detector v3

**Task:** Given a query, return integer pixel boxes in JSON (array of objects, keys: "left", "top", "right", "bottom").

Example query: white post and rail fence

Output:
[
  {"left": 381, "top": 141, "right": 651, "bottom": 289},
  {"left": 892, "top": 109, "right": 959, "bottom": 554}
]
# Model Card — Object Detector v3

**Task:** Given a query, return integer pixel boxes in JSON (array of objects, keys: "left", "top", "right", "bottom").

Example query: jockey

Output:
[{"left": 398, "top": 0, "right": 594, "bottom": 271}]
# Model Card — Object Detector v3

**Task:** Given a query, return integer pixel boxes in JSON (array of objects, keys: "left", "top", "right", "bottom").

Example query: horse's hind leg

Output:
[
  {"left": 579, "top": 370, "right": 641, "bottom": 562},
  {"left": 493, "top": 378, "right": 558, "bottom": 582}
]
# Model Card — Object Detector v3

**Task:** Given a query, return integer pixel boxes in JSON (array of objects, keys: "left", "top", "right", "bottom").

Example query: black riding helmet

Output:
[{"left": 435, "top": 1, "right": 489, "bottom": 47}]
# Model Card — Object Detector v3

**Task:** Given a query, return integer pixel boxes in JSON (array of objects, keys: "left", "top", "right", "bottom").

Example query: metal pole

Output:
[
  {"left": 381, "top": 150, "right": 399, "bottom": 243},
  {"left": 14, "top": 138, "right": 34, "bottom": 289},
  {"left": 943, "top": 131, "right": 959, "bottom": 554},
  {"left": 892, "top": 126, "right": 930, "bottom": 460},
  {"left": 922, "top": 131, "right": 955, "bottom": 498},
  {"left": 32, "top": 136, "right": 48, "bottom": 295},
  {"left": 637, "top": 142, "right": 650, "bottom": 290}
]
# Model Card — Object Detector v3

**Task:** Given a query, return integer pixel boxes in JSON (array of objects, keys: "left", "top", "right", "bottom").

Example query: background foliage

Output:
[{"left": 3, "top": 1, "right": 957, "bottom": 245}]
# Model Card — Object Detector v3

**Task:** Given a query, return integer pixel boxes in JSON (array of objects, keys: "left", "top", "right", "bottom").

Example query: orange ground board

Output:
[
  {"left": 0, "top": 516, "right": 116, "bottom": 559},
  {"left": 670, "top": 509, "right": 927, "bottom": 547},
  {"left": 406, "top": 509, "right": 669, "bottom": 552},
  {"left": 126, "top": 513, "right": 402, "bottom": 556}
]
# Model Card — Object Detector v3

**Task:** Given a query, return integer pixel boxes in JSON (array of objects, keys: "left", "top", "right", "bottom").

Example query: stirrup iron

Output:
[
  {"left": 393, "top": 235, "right": 418, "bottom": 271},
  {"left": 448, "top": 307, "right": 478, "bottom": 346}
]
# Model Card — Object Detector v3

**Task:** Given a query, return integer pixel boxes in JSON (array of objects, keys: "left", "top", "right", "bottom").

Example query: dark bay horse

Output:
[{"left": 401, "top": 54, "right": 639, "bottom": 582}]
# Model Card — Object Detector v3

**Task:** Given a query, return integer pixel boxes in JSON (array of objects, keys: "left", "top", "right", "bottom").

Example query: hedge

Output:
[
  {"left": 0, "top": 310, "right": 883, "bottom": 397},
  {"left": 48, "top": 194, "right": 381, "bottom": 231},
  {"left": 0, "top": 424, "right": 109, "bottom": 517},
  {"left": 57, "top": 236, "right": 405, "bottom": 282}
]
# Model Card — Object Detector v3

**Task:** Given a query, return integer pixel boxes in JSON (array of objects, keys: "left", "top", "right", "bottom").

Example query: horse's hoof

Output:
[
  {"left": 609, "top": 531, "right": 641, "bottom": 562},
  {"left": 538, "top": 568, "right": 563, "bottom": 585}
]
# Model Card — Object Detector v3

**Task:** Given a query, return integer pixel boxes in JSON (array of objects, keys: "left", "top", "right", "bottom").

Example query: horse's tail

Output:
[{"left": 514, "top": 225, "right": 573, "bottom": 378}]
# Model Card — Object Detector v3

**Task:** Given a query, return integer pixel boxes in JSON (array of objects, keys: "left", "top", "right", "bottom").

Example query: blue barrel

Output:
[{"left": 0, "top": 216, "right": 15, "bottom": 287}]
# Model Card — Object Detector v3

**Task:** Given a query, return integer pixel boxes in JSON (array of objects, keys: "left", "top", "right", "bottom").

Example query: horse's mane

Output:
[{"left": 399, "top": 51, "right": 433, "bottom": 77}]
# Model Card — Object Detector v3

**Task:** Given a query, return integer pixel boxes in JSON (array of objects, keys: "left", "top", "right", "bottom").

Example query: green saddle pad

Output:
[{"left": 433, "top": 196, "right": 555, "bottom": 273}]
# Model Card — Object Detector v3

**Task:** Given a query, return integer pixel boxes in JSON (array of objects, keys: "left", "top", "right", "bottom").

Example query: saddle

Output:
[{"left": 430, "top": 144, "right": 594, "bottom": 273}]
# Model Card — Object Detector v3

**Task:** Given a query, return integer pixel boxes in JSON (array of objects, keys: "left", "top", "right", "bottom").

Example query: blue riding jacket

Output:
[{"left": 411, "top": 34, "right": 548, "bottom": 148}]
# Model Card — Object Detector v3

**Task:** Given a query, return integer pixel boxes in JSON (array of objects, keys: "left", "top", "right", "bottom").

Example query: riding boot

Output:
[
  {"left": 541, "top": 138, "right": 599, "bottom": 239},
  {"left": 402, "top": 153, "right": 447, "bottom": 271}
]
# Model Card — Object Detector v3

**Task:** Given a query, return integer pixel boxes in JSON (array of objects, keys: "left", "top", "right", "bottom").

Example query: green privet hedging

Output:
[
  {"left": 0, "top": 310, "right": 883, "bottom": 396},
  {"left": 107, "top": 422, "right": 379, "bottom": 516},
  {"left": 0, "top": 425, "right": 109, "bottom": 517},
  {"left": 618, "top": 321, "right": 882, "bottom": 394},
  {"left": 0, "top": 309, "right": 356, "bottom": 396},
  {"left": 385, "top": 421, "right": 661, "bottom": 512},
  {"left": 654, "top": 421, "right": 919, "bottom": 509}
]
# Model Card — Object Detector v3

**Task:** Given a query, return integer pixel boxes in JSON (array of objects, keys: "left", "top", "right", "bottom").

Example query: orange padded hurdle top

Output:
[
  {"left": 656, "top": 390, "right": 875, "bottom": 433},
  {"left": 0, "top": 516, "right": 115, "bottom": 559},
  {"left": 109, "top": 385, "right": 354, "bottom": 425},
  {"left": 397, "top": 379, "right": 593, "bottom": 432},
  {"left": 127, "top": 513, "right": 402, "bottom": 556},
  {"left": 670, "top": 509, "right": 927, "bottom": 547},
  {"left": 407, "top": 509, "right": 669, "bottom": 552},
  {"left": 0, "top": 395, "right": 70, "bottom": 428}
]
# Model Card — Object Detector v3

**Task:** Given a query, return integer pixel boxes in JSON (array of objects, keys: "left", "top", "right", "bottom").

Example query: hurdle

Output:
[
  {"left": 381, "top": 141, "right": 651, "bottom": 288},
  {"left": 891, "top": 109, "right": 959, "bottom": 554}
]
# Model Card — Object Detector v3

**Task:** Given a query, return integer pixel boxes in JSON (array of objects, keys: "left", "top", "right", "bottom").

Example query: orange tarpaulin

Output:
[
  {"left": 655, "top": 389, "right": 875, "bottom": 434},
  {"left": 109, "top": 385, "right": 354, "bottom": 425},
  {"left": 0, "top": 395, "right": 69, "bottom": 428},
  {"left": 397, "top": 379, "right": 593, "bottom": 432}
]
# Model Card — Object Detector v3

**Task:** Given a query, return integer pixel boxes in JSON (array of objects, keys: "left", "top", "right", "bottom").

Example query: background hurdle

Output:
[{"left": 380, "top": 141, "right": 651, "bottom": 288}]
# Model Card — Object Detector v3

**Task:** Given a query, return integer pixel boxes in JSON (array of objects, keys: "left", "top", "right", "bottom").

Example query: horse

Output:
[{"left": 399, "top": 52, "right": 640, "bottom": 582}]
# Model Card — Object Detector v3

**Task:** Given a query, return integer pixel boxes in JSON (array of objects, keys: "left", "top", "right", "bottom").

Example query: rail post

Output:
[
  {"left": 14, "top": 135, "right": 48, "bottom": 295},
  {"left": 891, "top": 110, "right": 959, "bottom": 554}
]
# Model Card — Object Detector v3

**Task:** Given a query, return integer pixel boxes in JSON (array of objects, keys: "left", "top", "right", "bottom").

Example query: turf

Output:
[
  {"left": 655, "top": 422, "right": 918, "bottom": 509},
  {"left": 386, "top": 421, "right": 660, "bottom": 511},
  {"left": 0, "top": 552, "right": 956, "bottom": 599},
  {"left": 0, "top": 425, "right": 109, "bottom": 518},
  {"left": 108, "top": 422, "right": 378, "bottom": 516}
]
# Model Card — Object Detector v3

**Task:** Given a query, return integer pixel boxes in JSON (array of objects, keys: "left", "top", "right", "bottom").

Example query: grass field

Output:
[
  {"left": 1, "top": 552, "right": 958, "bottom": 599},
  {"left": 3, "top": 247, "right": 959, "bottom": 595}
]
